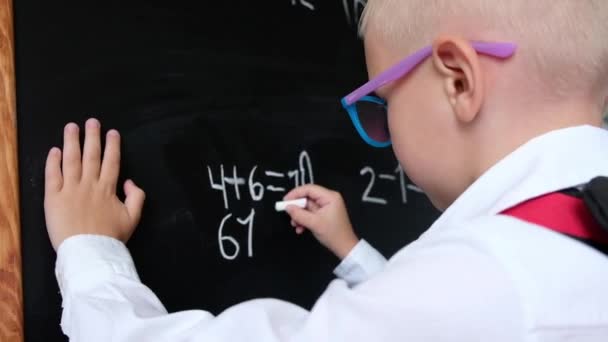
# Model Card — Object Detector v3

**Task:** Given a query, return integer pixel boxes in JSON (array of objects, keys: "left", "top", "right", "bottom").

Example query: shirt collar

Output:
[{"left": 423, "top": 125, "right": 608, "bottom": 236}]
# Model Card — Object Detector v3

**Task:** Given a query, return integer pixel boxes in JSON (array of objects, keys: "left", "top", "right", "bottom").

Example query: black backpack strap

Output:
[
  {"left": 559, "top": 176, "right": 608, "bottom": 256},
  {"left": 582, "top": 176, "right": 608, "bottom": 233}
]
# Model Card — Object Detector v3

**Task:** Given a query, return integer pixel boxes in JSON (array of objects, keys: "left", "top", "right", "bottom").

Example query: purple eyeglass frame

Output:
[{"left": 342, "top": 41, "right": 518, "bottom": 106}]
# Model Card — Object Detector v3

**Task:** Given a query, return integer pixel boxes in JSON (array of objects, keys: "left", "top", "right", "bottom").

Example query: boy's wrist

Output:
[{"left": 333, "top": 236, "right": 360, "bottom": 260}]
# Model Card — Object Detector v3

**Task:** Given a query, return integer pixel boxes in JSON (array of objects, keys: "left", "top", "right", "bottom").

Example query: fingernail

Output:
[
  {"left": 107, "top": 129, "right": 119, "bottom": 137},
  {"left": 65, "top": 123, "right": 78, "bottom": 132},
  {"left": 50, "top": 147, "right": 60, "bottom": 155},
  {"left": 86, "top": 118, "right": 100, "bottom": 128}
]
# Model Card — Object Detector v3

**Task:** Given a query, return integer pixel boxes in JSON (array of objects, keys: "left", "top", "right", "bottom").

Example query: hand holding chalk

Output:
[{"left": 281, "top": 184, "right": 359, "bottom": 259}]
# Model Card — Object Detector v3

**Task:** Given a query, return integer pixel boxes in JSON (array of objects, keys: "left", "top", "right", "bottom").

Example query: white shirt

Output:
[{"left": 55, "top": 125, "right": 608, "bottom": 341}]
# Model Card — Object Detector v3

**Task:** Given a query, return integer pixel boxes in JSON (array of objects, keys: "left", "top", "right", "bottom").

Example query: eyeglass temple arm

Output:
[
  {"left": 343, "top": 41, "right": 517, "bottom": 106},
  {"left": 471, "top": 41, "right": 517, "bottom": 58}
]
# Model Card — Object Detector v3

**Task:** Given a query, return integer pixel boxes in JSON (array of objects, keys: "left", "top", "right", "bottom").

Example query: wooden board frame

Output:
[{"left": 0, "top": 0, "right": 23, "bottom": 341}]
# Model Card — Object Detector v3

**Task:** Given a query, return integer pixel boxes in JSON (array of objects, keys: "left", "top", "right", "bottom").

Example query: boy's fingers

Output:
[
  {"left": 62, "top": 123, "right": 82, "bottom": 184},
  {"left": 82, "top": 118, "right": 102, "bottom": 181},
  {"left": 124, "top": 179, "right": 145, "bottom": 225},
  {"left": 45, "top": 147, "right": 63, "bottom": 193},
  {"left": 307, "top": 200, "right": 320, "bottom": 211},
  {"left": 284, "top": 184, "right": 332, "bottom": 203},
  {"left": 100, "top": 130, "right": 121, "bottom": 191},
  {"left": 285, "top": 206, "right": 317, "bottom": 230},
  {"left": 290, "top": 220, "right": 307, "bottom": 234}
]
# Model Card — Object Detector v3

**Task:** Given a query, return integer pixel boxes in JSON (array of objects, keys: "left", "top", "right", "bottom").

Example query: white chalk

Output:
[{"left": 275, "top": 198, "right": 307, "bottom": 212}]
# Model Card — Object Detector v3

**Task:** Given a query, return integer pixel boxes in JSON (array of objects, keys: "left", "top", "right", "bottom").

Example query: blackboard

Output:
[{"left": 13, "top": 1, "right": 440, "bottom": 341}]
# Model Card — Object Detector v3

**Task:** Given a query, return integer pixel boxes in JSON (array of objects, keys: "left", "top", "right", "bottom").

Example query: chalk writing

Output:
[
  {"left": 208, "top": 151, "right": 422, "bottom": 260},
  {"left": 208, "top": 151, "right": 315, "bottom": 260},
  {"left": 343, "top": 0, "right": 366, "bottom": 26},
  {"left": 218, "top": 209, "right": 255, "bottom": 260},
  {"left": 360, "top": 164, "right": 424, "bottom": 205},
  {"left": 291, "top": 0, "right": 315, "bottom": 11}
]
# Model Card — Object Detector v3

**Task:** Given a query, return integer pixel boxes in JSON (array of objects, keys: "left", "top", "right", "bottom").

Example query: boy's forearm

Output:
[
  {"left": 55, "top": 234, "right": 144, "bottom": 298},
  {"left": 53, "top": 233, "right": 386, "bottom": 342},
  {"left": 55, "top": 234, "right": 204, "bottom": 341}
]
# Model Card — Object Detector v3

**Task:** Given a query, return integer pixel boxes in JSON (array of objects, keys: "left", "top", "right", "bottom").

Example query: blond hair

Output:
[{"left": 360, "top": 1, "right": 608, "bottom": 99}]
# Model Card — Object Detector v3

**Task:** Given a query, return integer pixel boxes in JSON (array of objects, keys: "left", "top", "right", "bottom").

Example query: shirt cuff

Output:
[
  {"left": 333, "top": 239, "right": 387, "bottom": 287},
  {"left": 55, "top": 234, "right": 140, "bottom": 297}
]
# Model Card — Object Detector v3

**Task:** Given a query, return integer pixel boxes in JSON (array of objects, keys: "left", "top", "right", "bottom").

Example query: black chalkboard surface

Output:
[{"left": 15, "top": 1, "right": 439, "bottom": 341}]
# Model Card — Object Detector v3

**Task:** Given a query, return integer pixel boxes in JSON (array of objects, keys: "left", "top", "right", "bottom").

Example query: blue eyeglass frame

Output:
[{"left": 340, "top": 95, "right": 389, "bottom": 148}]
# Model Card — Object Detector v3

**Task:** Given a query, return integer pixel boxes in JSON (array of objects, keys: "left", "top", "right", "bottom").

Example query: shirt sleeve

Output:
[
  {"left": 332, "top": 239, "right": 387, "bottom": 287},
  {"left": 54, "top": 234, "right": 525, "bottom": 342}
]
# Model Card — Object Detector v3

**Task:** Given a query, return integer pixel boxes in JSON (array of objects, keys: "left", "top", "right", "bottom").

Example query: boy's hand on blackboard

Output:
[
  {"left": 284, "top": 185, "right": 359, "bottom": 259},
  {"left": 43, "top": 119, "right": 146, "bottom": 251}
]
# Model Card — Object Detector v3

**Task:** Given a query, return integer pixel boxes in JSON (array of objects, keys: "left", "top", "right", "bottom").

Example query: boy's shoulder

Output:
[{"left": 401, "top": 214, "right": 608, "bottom": 331}]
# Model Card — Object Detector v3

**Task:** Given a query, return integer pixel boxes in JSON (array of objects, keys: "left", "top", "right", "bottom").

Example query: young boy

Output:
[{"left": 45, "top": 1, "right": 608, "bottom": 341}]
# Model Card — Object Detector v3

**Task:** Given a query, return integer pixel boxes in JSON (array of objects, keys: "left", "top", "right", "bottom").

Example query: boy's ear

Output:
[{"left": 431, "top": 36, "right": 484, "bottom": 123}]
